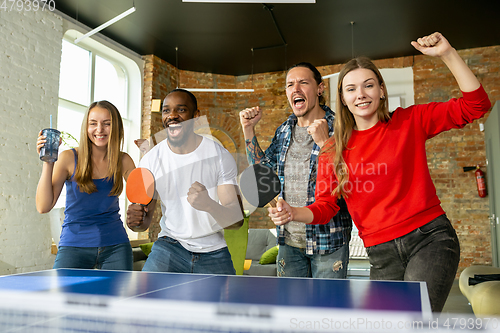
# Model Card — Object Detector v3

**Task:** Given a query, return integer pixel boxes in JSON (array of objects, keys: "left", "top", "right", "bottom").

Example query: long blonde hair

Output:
[
  {"left": 74, "top": 100, "right": 124, "bottom": 196},
  {"left": 323, "top": 57, "right": 390, "bottom": 198}
]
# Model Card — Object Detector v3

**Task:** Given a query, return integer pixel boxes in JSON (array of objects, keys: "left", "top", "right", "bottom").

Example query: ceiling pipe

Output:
[
  {"left": 74, "top": 7, "right": 136, "bottom": 44},
  {"left": 263, "top": 4, "right": 287, "bottom": 47}
]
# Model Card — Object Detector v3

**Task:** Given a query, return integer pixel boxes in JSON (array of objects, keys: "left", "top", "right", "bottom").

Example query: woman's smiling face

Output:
[
  {"left": 87, "top": 106, "right": 111, "bottom": 147},
  {"left": 341, "top": 68, "right": 384, "bottom": 130}
]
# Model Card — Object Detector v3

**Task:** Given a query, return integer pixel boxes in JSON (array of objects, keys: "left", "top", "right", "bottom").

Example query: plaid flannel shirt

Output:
[{"left": 261, "top": 105, "right": 352, "bottom": 255}]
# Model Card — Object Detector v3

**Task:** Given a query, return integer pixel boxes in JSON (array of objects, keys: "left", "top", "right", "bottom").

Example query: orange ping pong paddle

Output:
[{"left": 126, "top": 167, "right": 155, "bottom": 206}]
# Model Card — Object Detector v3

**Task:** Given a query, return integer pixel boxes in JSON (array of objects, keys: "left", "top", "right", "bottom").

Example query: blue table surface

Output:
[{"left": 0, "top": 268, "right": 425, "bottom": 313}]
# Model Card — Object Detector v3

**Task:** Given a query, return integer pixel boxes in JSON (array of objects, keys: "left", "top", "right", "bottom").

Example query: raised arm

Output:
[
  {"left": 187, "top": 183, "right": 244, "bottom": 229},
  {"left": 239, "top": 106, "right": 265, "bottom": 164},
  {"left": 411, "top": 32, "right": 480, "bottom": 92},
  {"left": 35, "top": 131, "right": 72, "bottom": 213}
]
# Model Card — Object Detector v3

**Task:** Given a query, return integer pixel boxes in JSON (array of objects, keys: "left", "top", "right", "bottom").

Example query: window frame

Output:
[{"left": 56, "top": 28, "right": 144, "bottom": 240}]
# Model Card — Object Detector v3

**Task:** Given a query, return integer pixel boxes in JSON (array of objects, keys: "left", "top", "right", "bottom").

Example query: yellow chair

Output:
[{"left": 459, "top": 265, "right": 500, "bottom": 317}]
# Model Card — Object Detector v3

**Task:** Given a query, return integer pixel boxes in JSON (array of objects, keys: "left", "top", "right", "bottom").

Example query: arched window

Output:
[{"left": 56, "top": 30, "right": 143, "bottom": 240}]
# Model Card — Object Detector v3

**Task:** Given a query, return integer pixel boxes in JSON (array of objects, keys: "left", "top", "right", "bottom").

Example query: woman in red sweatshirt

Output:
[{"left": 268, "top": 32, "right": 491, "bottom": 312}]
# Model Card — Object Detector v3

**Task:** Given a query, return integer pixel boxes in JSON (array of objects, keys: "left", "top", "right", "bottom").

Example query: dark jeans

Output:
[{"left": 366, "top": 214, "right": 460, "bottom": 312}]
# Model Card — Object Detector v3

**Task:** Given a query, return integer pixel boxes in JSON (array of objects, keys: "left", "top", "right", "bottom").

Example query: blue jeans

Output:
[
  {"left": 366, "top": 214, "right": 460, "bottom": 312},
  {"left": 277, "top": 243, "right": 349, "bottom": 278},
  {"left": 53, "top": 242, "right": 133, "bottom": 270},
  {"left": 142, "top": 236, "right": 236, "bottom": 275}
]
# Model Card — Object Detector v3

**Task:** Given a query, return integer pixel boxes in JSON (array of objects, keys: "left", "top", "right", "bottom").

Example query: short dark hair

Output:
[
  {"left": 167, "top": 88, "right": 198, "bottom": 111},
  {"left": 287, "top": 62, "right": 325, "bottom": 105}
]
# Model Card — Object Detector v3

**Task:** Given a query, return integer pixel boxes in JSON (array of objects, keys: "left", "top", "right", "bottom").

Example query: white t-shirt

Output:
[{"left": 138, "top": 136, "right": 238, "bottom": 252}]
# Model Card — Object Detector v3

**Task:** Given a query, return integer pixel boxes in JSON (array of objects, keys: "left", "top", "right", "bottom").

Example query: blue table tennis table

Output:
[{"left": 0, "top": 268, "right": 437, "bottom": 332}]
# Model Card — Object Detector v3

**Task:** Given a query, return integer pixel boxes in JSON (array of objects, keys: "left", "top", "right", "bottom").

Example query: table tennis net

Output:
[{"left": 0, "top": 290, "right": 495, "bottom": 333}]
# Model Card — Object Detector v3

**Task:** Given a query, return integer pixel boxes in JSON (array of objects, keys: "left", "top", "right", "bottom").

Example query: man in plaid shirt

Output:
[{"left": 239, "top": 62, "right": 352, "bottom": 278}]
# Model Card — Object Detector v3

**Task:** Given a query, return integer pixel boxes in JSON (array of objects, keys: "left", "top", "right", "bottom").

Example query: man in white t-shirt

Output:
[{"left": 126, "top": 89, "right": 243, "bottom": 274}]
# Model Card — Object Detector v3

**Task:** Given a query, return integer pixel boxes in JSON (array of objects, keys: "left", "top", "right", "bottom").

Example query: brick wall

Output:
[
  {"left": 0, "top": 10, "right": 63, "bottom": 274},
  {"left": 413, "top": 47, "right": 500, "bottom": 272},
  {"left": 142, "top": 45, "right": 500, "bottom": 273}
]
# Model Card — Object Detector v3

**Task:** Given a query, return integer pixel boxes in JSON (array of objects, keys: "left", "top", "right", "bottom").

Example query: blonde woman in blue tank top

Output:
[{"left": 36, "top": 101, "right": 136, "bottom": 270}]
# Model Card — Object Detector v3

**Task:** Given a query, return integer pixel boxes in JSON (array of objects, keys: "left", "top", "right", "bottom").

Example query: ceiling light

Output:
[
  {"left": 322, "top": 73, "right": 337, "bottom": 80},
  {"left": 75, "top": 7, "right": 136, "bottom": 44},
  {"left": 182, "top": 0, "right": 315, "bottom": 3}
]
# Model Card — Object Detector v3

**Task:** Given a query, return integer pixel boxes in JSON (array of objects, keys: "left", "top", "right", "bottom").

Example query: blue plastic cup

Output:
[{"left": 39, "top": 128, "right": 61, "bottom": 163}]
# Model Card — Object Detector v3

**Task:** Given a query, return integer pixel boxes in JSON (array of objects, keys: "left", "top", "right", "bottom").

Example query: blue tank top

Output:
[{"left": 60, "top": 149, "right": 129, "bottom": 247}]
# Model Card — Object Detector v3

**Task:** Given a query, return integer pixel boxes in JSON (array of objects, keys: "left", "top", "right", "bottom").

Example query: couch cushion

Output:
[
  {"left": 246, "top": 229, "right": 276, "bottom": 261},
  {"left": 259, "top": 246, "right": 279, "bottom": 265},
  {"left": 244, "top": 261, "right": 277, "bottom": 276},
  {"left": 139, "top": 242, "right": 154, "bottom": 256}
]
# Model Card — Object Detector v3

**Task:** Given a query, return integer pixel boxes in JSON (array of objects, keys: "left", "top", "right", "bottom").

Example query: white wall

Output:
[{"left": 0, "top": 9, "right": 64, "bottom": 274}]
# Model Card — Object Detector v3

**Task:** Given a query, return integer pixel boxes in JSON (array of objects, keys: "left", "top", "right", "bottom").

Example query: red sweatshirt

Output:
[{"left": 308, "top": 86, "right": 491, "bottom": 247}]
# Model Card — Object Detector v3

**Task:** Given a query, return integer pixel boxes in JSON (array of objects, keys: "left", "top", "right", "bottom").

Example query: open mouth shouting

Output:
[
  {"left": 167, "top": 122, "right": 183, "bottom": 138},
  {"left": 292, "top": 95, "right": 306, "bottom": 110}
]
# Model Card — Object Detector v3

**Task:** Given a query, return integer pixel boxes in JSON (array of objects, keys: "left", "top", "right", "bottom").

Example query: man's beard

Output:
[
  {"left": 163, "top": 119, "right": 194, "bottom": 147},
  {"left": 168, "top": 130, "right": 190, "bottom": 147},
  {"left": 294, "top": 107, "right": 311, "bottom": 118}
]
